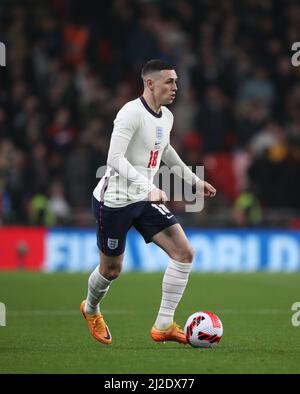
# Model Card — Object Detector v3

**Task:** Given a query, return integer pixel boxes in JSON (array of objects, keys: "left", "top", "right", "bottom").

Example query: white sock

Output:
[
  {"left": 85, "top": 266, "right": 111, "bottom": 315},
  {"left": 155, "top": 258, "right": 192, "bottom": 330}
]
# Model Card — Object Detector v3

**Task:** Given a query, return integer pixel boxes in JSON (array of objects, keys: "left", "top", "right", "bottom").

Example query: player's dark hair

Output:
[{"left": 141, "top": 59, "right": 174, "bottom": 78}]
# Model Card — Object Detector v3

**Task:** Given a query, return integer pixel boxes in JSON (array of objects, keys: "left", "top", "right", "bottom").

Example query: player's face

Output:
[{"left": 153, "top": 70, "right": 178, "bottom": 105}]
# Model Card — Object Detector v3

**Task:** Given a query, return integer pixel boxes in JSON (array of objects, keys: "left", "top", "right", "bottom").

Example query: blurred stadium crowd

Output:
[{"left": 1, "top": 0, "right": 300, "bottom": 228}]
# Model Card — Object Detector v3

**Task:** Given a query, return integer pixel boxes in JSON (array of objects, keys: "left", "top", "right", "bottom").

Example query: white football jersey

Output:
[{"left": 93, "top": 97, "right": 173, "bottom": 207}]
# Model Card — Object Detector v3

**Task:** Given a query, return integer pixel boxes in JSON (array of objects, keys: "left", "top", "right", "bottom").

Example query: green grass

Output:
[{"left": 0, "top": 272, "right": 300, "bottom": 374}]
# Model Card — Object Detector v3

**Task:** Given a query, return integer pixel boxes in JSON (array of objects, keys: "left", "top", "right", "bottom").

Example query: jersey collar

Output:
[{"left": 139, "top": 96, "right": 162, "bottom": 118}]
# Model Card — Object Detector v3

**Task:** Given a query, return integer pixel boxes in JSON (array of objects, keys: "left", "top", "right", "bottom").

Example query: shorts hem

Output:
[{"left": 143, "top": 220, "right": 178, "bottom": 243}]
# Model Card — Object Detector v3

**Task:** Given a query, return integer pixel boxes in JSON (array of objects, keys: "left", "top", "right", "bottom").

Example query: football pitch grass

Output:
[{"left": 0, "top": 272, "right": 300, "bottom": 374}]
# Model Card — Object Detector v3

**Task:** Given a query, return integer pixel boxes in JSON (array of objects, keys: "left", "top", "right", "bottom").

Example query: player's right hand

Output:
[{"left": 148, "top": 188, "right": 168, "bottom": 203}]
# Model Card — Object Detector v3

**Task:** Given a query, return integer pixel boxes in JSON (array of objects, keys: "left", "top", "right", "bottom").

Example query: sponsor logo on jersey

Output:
[
  {"left": 107, "top": 238, "right": 119, "bottom": 250},
  {"left": 156, "top": 127, "right": 163, "bottom": 140}
]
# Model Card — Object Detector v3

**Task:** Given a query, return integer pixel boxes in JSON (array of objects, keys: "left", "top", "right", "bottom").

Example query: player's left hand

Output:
[{"left": 195, "top": 180, "right": 216, "bottom": 197}]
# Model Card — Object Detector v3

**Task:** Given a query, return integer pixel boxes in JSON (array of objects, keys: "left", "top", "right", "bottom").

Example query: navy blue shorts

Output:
[{"left": 92, "top": 196, "right": 178, "bottom": 256}]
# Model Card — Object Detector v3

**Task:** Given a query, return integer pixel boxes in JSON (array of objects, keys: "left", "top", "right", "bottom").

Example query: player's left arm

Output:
[{"left": 161, "top": 143, "right": 216, "bottom": 197}]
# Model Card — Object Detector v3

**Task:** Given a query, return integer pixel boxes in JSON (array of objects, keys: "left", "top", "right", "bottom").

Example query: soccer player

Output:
[{"left": 80, "top": 59, "right": 216, "bottom": 345}]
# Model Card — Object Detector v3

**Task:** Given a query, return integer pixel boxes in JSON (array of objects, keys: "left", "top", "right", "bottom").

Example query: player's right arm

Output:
[{"left": 107, "top": 105, "right": 166, "bottom": 202}]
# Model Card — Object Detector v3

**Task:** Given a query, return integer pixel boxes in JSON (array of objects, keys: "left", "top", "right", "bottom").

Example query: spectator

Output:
[{"left": 48, "top": 180, "right": 71, "bottom": 225}]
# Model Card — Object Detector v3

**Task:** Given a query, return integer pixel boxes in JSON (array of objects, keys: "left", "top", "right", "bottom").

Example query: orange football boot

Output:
[
  {"left": 80, "top": 300, "right": 112, "bottom": 345},
  {"left": 150, "top": 322, "right": 187, "bottom": 344}
]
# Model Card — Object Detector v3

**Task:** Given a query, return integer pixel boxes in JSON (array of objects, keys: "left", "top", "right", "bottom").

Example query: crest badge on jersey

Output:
[
  {"left": 107, "top": 238, "right": 119, "bottom": 250},
  {"left": 156, "top": 127, "right": 163, "bottom": 140}
]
